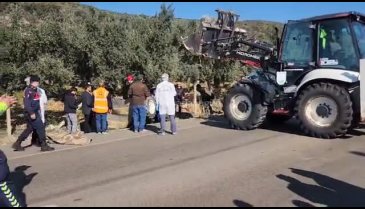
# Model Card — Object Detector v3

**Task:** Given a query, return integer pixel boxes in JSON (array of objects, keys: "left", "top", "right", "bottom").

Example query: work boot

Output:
[
  {"left": 40, "top": 143, "right": 55, "bottom": 152},
  {"left": 12, "top": 140, "right": 25, "bottom": 151}
]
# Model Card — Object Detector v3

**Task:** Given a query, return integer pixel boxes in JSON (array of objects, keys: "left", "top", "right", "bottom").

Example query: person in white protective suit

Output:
[{"left": 155, "top": 73, "right": 177, "bottom": 135}]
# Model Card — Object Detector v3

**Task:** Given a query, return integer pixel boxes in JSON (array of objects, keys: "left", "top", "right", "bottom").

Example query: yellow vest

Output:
[{"left": 93, "top": 87, "right": 109, "bottom": 113}]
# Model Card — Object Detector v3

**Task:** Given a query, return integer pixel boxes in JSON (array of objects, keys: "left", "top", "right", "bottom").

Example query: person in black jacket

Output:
[
  {"left": 81, "top": 84, "right": 94, "bottom": 133},
  {"left": 175, "top": 83, "right": 185, "bottom": 118},
  {"left": 64, "top": 87, "right": 79, "bottom": 134}
]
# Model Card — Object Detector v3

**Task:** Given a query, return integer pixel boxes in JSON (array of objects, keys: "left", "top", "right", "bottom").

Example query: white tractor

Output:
[{"left": 183, "top": 10, "right": 365, "bottom": 138}]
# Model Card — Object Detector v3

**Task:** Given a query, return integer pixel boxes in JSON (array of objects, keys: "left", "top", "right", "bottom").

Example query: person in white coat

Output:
[
  {"left": 155, "top": 73, "right": 177, "bottom": 135},
  {"left": 38, "top": 87, "right": 48, "bottom": 124}
]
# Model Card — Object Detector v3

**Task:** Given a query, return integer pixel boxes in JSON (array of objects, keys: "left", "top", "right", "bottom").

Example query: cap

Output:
[
  {"left": 127, "top": 75, "right": 134, "bottom": 82},
  {"left": 30, "top": 75, "right": 40, "bottom": 83}
]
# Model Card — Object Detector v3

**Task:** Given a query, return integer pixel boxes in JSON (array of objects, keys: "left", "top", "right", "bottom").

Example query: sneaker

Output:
[
  {"left": 134, "top": 130, "right": 138, "bottom": 133},
  {"left": 102, "top": 132, "right": 109, "bottom": 135},
  {"left": 139, "top": 130, "right": 146, "bottom": 133},
  {"left": 172, "top": 132, "right": 177, "bottom": 135},
  {"left": 158, "top": 131, "right": 166, "bottom": 136}
]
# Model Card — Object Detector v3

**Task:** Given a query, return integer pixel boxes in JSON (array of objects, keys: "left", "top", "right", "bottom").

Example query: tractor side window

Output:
[
  {"left": 281, "top": 22, "right": 314, "bottom": 67},
  {"left": 352, "top": 21, "right": 365, "bottom": 58},
  {"left": 318, "top": 19, "right": 358, "bottom": 70}
]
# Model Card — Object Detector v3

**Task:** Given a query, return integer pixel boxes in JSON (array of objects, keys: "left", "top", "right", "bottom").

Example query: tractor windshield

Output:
[{"left": 352, "top": 21, "right": 365, "bottom": 58}]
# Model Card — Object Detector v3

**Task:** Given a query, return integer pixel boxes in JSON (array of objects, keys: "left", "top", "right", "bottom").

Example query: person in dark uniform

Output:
[
  {"left": 12, "top": 75, "right": 55, "bottom": 152},
  {"left": 175, "top": 83, "right": 185, "bottom": 118},
  {"left": 81, "top": 84, "right": 94, "bottom": 133},
  {"left": 0, "top": 95, "right": 22, "bottom": 207},
  {"left": 0, "top": 150, "right": 22, "bottom": 207}
]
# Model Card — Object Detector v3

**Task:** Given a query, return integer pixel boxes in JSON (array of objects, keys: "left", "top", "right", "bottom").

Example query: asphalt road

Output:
[{"left": 3, "top": 117, "right": 365, "bottom": 207}]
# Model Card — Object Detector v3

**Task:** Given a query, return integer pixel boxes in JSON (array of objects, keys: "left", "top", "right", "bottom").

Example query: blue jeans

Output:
[
  {"left": 95, "top": 113, "right": 108, "bottom": 133},
  {"left": 132, "top": 105, "right": 147, "bottom": 132}
]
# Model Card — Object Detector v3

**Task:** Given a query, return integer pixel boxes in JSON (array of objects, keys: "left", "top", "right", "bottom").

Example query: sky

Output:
[{"left": 81, "top": 2, "right": 365, "bottom": 23}]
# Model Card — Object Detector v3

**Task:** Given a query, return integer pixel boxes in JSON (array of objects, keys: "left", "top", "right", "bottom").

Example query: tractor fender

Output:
[
  {"left": 295, "top": 69, "right": 359, "bottom": 96},
  {"left": 236, "top": 79, "right": 273, "bottom": 105}
]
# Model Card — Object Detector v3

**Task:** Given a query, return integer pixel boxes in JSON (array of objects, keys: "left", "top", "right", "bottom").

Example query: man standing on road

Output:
[
  {"left": 12, "top": 75, "right": 55, "bottom": 152},
  {"left": 175, "top": 83, "right": 185, "bottom": 118},
  {"left": 155, "top": 73, "right": 177, "bottom": 135},
  {"left": 81, "top": 84, "right": 94, "bottom": 133},
  {"left": 128, "top": 74, "right": 150, "bottom": 133},
  {"left": 64, "top": 87, "right": 79, "bottom": 134},
  {"left": 125, "top": 74, "right": 135, "bottom": 130},
  {"left": 93, "top": 80, "right": 113, "bottom": 134}
]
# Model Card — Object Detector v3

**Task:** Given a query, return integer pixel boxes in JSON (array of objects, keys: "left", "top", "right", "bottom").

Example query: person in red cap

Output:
[
  {"left": 125, "top": 74, "right": 135, "bottom": 129},
  {"left": 127, "top": 75, "right": 134, "bottom": 84}
]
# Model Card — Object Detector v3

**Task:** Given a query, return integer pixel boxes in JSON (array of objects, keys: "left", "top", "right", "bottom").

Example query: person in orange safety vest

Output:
[{"left": 92, "top": 80, "right": 113, "bottom": 134}]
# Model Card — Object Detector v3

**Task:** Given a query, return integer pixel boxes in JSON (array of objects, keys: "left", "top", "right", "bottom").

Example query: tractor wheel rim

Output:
[
  {"left": 230, "top": 94, "right": 252, "bottom": 121},
  {"left": 304, "top": 96, "right": 338, "bottom": 127}
]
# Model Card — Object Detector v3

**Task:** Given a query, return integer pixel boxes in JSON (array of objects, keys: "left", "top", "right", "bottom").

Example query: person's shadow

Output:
[
  {"left": 9, "top": 165, "right": 38, "bottom": 207},
  {"left": 277, "top": 168, "right": 365, "bottom": 207},
  {"left": 233, "top": 199, "right": 253, "bottom": 207}
]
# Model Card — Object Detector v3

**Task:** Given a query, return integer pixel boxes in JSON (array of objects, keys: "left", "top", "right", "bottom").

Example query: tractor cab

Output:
[{"left": 279, "top": 12, "right": 365, "bottom": 86}]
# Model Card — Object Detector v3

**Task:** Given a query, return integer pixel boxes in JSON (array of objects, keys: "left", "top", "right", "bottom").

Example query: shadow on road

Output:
[
  {"left": 200, "top": 115, "right": 232, "bottom": 129},
  {"left": 350, "top": 151, "right": 365, "bottom": 157},
  {"left": 201, "top": 115, "right": 365, "bottom": 139},
  {"left": 9, "top": 165, "right": 38, "bottom": 207},
  {"left": 145, "top": 124, "right": 160, "bottom": 134},
  {"left": 233, "top": 199, "right": 253, "bottom": 207},
  {"left": 292, "top": 200, "right": 315, "bottom": 207},
  {"left": 277, "top": 168, "right": 365, "bottom": 207},
  {"left": 177, "top": 112, "right": 194, "bottom": 120}
]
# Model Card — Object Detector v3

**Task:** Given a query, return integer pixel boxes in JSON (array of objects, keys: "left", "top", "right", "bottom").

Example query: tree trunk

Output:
[
  {"left": 213, "top": 76, "right": 220, "bottom": 88},
  {"left": 193, "top": 80, "right": 198, "bottom": 117}
]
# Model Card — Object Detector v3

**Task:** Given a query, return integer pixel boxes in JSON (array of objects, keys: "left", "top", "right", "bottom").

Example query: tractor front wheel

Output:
[{"left": 224, "top": 84, "right": 267, "bottom": 130}]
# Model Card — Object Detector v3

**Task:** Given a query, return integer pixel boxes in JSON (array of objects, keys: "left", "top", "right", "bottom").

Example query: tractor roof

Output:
[{"left": 294, "top": 11, "right": 365, "bottom": 22}]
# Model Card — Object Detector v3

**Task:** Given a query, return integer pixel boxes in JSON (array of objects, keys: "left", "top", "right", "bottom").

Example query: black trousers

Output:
[
  {"left": 83, "top": 113, "right": 94, "bottom": 133},
  {"left": 18, "top": 114, "right": 47, "bottom": 146}
]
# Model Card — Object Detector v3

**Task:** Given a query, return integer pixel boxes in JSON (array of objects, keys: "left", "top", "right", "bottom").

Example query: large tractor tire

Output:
[
  {"left": 295, "top": 83, "right": 353, "bottom": 139},
  {"left": 224, "top": 84, "right": 268, "bottom": 130}
]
